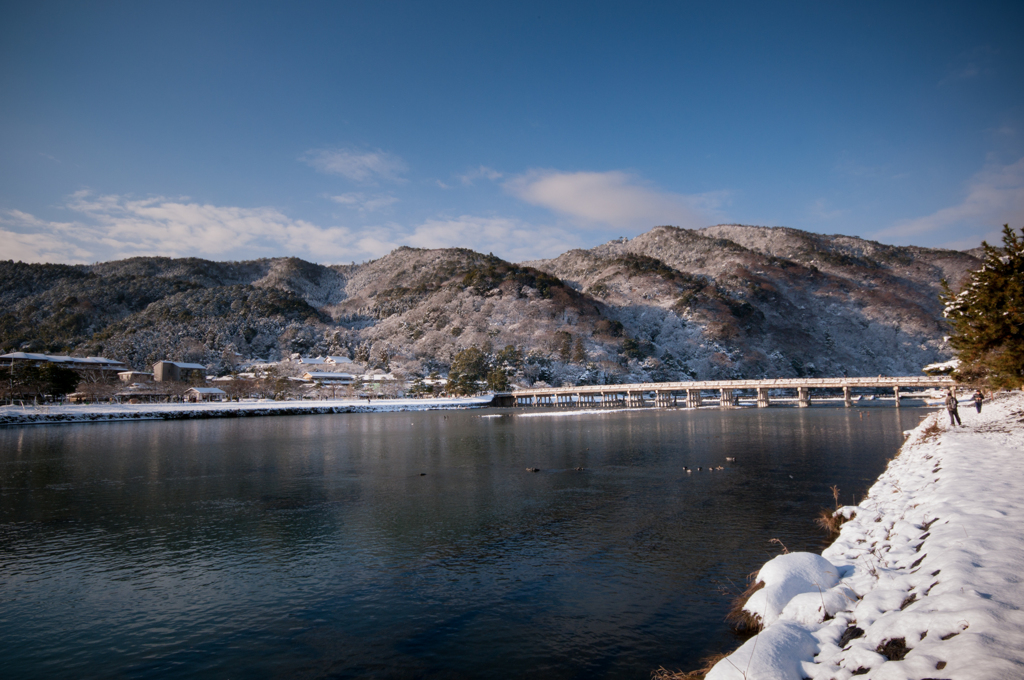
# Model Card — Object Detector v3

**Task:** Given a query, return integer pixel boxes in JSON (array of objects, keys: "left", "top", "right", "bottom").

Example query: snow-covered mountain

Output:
[
  {"left": 0, "top": 225, "right": 980, "bottom": 383},
  {"left": 523, "top": 225, "right": 978, "bottom": 380}
]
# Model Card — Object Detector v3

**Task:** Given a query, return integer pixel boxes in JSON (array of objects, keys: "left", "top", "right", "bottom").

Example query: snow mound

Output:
[
  {"left": 705, "top": 620, "right": 818, "bottom": 680},
  {"left": 743, "top": 552, "right": 841, "bottom": 626}
]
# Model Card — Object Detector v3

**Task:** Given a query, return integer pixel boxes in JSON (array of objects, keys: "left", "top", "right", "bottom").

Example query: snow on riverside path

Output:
[
  {"left": 705, "top": 392, "right": 1024, "bottom": 680},
  {"left": 0, "top": 396, "right": 494, "bottom": 426}
]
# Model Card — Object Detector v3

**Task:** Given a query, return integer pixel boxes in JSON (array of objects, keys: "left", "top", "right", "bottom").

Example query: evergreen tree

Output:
[
  {"left": 496, "top": 344, "right": 522, "bottom": 370},
  {"left": 448, "top": 346, "right": 488, "bottom": 395},
  {"left": 553, "top": 331, "right": 572, "bottom": 362},
  {"left": 571, "top": 337, "right": 587, "bottom": 364},
  {"left": 941, "top": 225, "right": 1024, "bottom": 389},
  {"left": 486, "top": 367, "right": 510, "bottom": 392},
  {"left": 12, "top": 362, "right": 45, "bottom": 396},
  {"left": 40, "top": 363, "right": 80, "bottom": 398}
]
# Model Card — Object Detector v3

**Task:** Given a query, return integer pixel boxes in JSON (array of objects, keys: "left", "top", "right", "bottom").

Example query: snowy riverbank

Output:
[
  {"left": 703, "top": 391, "right": 1024, "bottom": 680},
  {"left": 0, "top": 396, "right": 495, "bottom": 426}
]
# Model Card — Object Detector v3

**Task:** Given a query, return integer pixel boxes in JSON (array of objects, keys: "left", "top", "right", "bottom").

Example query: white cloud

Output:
[
  {"left": 459, "top": 165, "right": 503, "bottom": 186},
  {"left": 940, "top": 46, "right": 996, "bottom": 85},
  {"left": 1, "top": 210, "right": 96, "bottom": 263},
  {"left": 876, "top": 157, "right": 1024, "bottom": 248},
  {"left": 406, "top": 215, "right": 582, "bottom": 262},
  {"left": 2, "top": 193, "right": 399, "bottom": 265},
  {"left": 2, "top": 192, "right": 583, "bottom": 266},
  {"left": 300, "top": 148, "right": 407, "bottom": 182},
  {"left": 505, "top": 169, "right": 723, "bottom": 230},
  {"left": 991, "top": 124, "right": 1017, "bottom": 138},
  {"left": 329, "top": 192, "right": 399, "bottom": 212},
  {"left": 807, "top": 198, "right": 844, "bottom": 221},
  {"left": 945, "top": 66, "right": 980, "bottom": 81}
]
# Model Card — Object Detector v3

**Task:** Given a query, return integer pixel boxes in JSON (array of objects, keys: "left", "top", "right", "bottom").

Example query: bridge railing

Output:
[{"left": 509, "top": 376, "right": 954, "bottom": 398}]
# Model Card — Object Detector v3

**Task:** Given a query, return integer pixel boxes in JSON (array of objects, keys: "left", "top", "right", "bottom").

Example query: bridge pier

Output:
[
  {"left": 719, "top": 388, "right": 737, "bottom": 408},
  {"left": 686, "top": 389, "right": 702, "bottom": 409},
  {"left": 797, "top": 386, "right": 811, "bottom": 408},
  {"left": 843, "top": 386, "right": 852, "bottom": 408},
  {"left": 756, "top": 387, "right": 771, "bottom": 408},
  {"left": 893, "top": 386, "right": 901, "bottom": 407}
]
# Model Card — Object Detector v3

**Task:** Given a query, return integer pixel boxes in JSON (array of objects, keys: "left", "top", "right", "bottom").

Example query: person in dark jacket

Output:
[
  {"left": 945, "top": 390, "right": 962, "bottom": 426},
  {"left": 972, "top": 390, "right": 984, "bottom": 413}
]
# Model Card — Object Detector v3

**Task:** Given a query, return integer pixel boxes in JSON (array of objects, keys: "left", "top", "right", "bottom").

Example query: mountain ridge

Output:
[{"left": 0, "top": 224, "right": 980, "bottom": 385}]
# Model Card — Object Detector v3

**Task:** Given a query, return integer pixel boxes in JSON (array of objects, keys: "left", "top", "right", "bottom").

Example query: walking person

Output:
[
  {"left": 972, "top": 389, "right": 984, "bottom": 413},
  {"left": 945, "top": 389, "right": 962, "bottom": 427}
]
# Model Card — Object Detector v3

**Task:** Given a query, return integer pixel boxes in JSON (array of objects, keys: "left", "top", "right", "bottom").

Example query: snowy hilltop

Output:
[
  {"left": 693, "top": 391, "right": 1024, "bottom": 680},
  {"left": 1, "top": 225, "right": 979, "bottom": 384}
]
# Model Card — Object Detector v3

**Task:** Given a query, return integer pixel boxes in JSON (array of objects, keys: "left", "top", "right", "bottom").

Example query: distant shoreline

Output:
[
  {"left": 0, "top": 396, "right": 495, "bottom": 427},
  {"left": 1, "top": 394, "right": 943, "bottom": 428}
]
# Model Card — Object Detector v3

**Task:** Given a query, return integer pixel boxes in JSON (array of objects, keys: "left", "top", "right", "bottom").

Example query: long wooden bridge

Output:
[{"left": 500, "top": 376, "right": 955, "bottom": 409}]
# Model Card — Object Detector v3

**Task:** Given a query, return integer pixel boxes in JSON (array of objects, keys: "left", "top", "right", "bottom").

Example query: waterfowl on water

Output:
[
  {"left": 725, "top": 457, "right": 736, "bottom": 462},
  {"left": 526, "top": 467, "right": 540, "bottom": 472}
]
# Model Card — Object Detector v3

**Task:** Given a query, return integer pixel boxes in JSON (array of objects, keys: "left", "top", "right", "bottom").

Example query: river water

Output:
[{"left": 0, "top": 405, "right": 925, "bottom": 679}]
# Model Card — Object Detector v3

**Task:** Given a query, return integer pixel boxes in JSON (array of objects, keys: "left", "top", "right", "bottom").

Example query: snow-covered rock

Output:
[
  {"left": 743, "top": 552, "right": 841, "bottom": 626},
  {"left": 705, "top": 620, "right": 819, "bottom": 680}
]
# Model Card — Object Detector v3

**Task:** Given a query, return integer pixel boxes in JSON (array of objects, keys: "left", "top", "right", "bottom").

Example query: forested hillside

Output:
[{"left": 0, "top": 225, "right": 980, "bottom": 385}]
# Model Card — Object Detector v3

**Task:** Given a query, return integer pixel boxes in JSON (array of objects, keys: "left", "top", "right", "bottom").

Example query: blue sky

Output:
[{"left": 2, "top": 1, "right": 1023, "bottom": 265}]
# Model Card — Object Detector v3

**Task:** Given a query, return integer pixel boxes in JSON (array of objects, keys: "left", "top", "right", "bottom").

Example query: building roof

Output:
[
  {"left": 324, "top": 356, "right": 353, "bottom": 364},
  {"left": 184, "top": 387, "right": 227, "bottom": 395},
  {"left": 303, "top": 371, "right": 355, "bottom": 381},
  {"left": 297, "top": 357, "right": 326, "bottom": 364},
  {"left": 117, "top": 370, "right": 154, "bottom": 376},
  {"left": 1, "top": 352, "right": 125, "bottom": 367},
  {"left": 156, "top": 361, "right": 207, "bottom": 370},
  {"left": 360, "top": 372, "right": 396, "bottom": 381}
]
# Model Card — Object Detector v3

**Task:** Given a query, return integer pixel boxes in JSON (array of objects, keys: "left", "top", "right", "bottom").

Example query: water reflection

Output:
[{"left": 0, "top": 406, "right": 924, "bottom": 679}]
